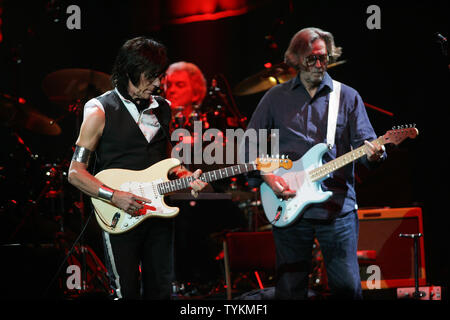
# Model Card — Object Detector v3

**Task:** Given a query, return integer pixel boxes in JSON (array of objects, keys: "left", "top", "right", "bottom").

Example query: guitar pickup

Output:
[{"left": 111, "top": 212, "right": 121, "bottom": 229}]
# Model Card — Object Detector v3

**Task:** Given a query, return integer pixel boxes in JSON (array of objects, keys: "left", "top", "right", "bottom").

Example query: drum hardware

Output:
[
  {"left": 0, "top": 93, "right": 62, "bottom": 136},
  {"left": 42, "top": 162, "right": 68, "bottom": 233},
  {"left": 202, "top": 75, "right": 247, "bottom": 130},
  {"left": 42, "top": 68, "right": 112, "bottom": 109},
  {"left": 38, "top": 157, "right": 108, "bottom": 297},
  {"left": 60, "top": 238, "right": 111, "bottom": 298},
  {"left": 38, "top": 68, "right": 113, "bottom": 297},
  {"left": 173, "top": 106, "right": 186, "bottom": 129},
  {"left": 7, "top": 160, "right": 68, "bottom": 243},
  {"left": 11, "top": 131, "right": 37, "bottom": 159},
  {"left": 187, "top": 104, "right": 202, "bottom": 130}
]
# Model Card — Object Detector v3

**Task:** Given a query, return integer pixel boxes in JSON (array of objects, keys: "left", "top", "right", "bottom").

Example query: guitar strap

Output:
[{"left": 326, "top": 80, "right": 341, "bottom": 149}]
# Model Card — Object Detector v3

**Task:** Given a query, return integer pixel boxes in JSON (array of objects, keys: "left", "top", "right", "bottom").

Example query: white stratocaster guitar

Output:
[
  {"left": 261, "top": 126, "right": 419, "bottom": 228},
  {"left": 92, "top": 156, "right": 292, "bottom": 234}
]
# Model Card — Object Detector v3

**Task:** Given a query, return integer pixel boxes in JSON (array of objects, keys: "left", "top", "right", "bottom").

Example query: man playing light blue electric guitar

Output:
[{"left": 243, "top": 27, "right": 390, "bottom": 300}]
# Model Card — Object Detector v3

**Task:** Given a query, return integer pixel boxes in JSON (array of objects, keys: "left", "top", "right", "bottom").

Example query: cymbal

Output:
[
  {"left": 233, "top": 60, "right": 347, "bottom": 96},
  {"left": 42, "top": 68, "right": 112, "bottom": 107},
  {"left": 0, "top": 93, "right": 61, "bottom": 135},
  {"left": 233, "top": 63, "right": 295, "bottom": 96}
]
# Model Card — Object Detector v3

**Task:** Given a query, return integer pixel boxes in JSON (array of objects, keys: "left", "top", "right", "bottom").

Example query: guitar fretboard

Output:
[
  {"left": 309, "top": 136, "right": 385, "bottom": 182},
  {"left": 157, "top": 163, "right": 257, "bottom": 195}
]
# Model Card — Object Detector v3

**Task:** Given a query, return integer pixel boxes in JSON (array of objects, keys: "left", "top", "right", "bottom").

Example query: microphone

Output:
[{"left": 435, "top": 32, "right": 447, "bottom": 43}]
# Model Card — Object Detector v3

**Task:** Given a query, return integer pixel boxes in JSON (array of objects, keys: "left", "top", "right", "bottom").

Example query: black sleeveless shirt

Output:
[{"left": 94, "top": 90, "right": 171, "bottom": 173}]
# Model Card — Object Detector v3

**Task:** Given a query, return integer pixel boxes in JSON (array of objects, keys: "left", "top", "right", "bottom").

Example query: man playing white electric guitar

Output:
[{"left": 67, "top": 37, "right": 207, "bottom": 300}]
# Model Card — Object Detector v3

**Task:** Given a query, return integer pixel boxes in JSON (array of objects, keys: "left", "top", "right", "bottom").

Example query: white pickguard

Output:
[
  {"left": 278, "top": 165, "right": 323, "bottom": 223},
  {"left": 260, "top": 143, "right": 333, "bottom": 227}
]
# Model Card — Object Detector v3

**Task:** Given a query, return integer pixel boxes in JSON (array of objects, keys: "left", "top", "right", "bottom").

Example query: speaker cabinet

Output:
[{"left": 357, "top": 207, "right": 426, "bottom": 289}]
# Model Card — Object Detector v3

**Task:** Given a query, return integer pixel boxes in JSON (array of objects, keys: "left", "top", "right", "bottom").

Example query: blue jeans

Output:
[{"left": 272, "top": 210, "right": 362, "bottom": 299}]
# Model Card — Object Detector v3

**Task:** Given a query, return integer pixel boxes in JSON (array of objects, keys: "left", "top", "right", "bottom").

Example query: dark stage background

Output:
[{"left": 0, "top": 0, "right": 448, "bottom": 298}]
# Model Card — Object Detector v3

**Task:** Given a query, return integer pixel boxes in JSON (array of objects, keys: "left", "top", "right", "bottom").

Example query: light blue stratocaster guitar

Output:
[{"left": 261, "top": 126, "right": 419, "bottom": 227}]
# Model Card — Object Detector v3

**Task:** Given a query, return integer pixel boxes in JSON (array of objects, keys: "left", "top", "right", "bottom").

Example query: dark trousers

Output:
[
  {"left": 102, "top": 218, "right": 175, "bottom": 299},
  {"left": 272, "top": 210, "right": 362, "bottom": 299}
]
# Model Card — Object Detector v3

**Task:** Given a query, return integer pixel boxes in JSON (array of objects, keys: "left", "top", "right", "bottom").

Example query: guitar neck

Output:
[
  {"left": 157, "top": 163, "right": 257, "bottom": 195},
  {"left": 309, "top": 136, "right": 385, "bottom": 182}
]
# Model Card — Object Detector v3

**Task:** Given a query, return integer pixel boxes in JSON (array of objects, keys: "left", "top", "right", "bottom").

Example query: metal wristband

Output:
[
  {"left": 72, "top": 145, "right": 93, "bottom": 165},
  {"left": 98, "top": 185, "right": 115, "bottom": 201}
]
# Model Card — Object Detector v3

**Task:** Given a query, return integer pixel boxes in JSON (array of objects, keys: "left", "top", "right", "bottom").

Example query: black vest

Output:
[{"left": 94, "top": 90, "right": 171, "bottom": 173}]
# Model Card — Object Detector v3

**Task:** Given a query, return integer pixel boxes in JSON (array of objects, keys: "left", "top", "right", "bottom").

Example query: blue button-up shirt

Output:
[{"left": 245, "top": 72, "right": 381, "bottom": 219}]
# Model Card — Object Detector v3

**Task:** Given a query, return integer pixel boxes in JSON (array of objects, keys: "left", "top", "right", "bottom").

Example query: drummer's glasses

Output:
[{"left": 304, "top": 54, "right": 330, "bottom": 67}]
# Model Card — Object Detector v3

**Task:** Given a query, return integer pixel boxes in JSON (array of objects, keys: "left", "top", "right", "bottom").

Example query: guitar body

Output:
[
  {"left": 91, "top": 158, "right": 181, "bottom": 234},
  {"left": 261, "top": 126, "right": 419, "bottom": 228},
  {"left": 261, "top": 143, "right": 333, "bottom": 228}
]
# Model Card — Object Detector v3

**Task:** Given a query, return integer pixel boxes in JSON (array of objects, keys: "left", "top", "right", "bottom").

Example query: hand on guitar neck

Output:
[{"left": 364, "top": 139, "right": 386, "bottom": 162}]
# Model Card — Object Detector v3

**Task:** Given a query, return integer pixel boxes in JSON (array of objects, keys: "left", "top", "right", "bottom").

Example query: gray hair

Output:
[
  {"left": 284, "top": 27, "right": 342, "bottom": 71},
  {"left": 165, "top": 61, "right": 207, "bottom": 105}
]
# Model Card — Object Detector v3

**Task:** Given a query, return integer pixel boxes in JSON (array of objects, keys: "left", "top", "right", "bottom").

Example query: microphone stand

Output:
[
  {"left": 434, "top": 32, "right": 448, "bottom": 71},
  {"left": 399, "top": 233, "right": 425, "bottom": 299}
]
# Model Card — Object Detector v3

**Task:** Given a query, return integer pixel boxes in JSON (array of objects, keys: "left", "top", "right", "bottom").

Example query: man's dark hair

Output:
[{"left": 111, "top": 37, "right": 169, "bottom": 95}]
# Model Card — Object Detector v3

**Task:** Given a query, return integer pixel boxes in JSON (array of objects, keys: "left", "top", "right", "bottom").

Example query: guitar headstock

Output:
[
  {"left": 383, "top": 124, "right": 419, "bottom": 146},
  {"left": 255, "top": 155, "right": 293, "bottom": 173}
]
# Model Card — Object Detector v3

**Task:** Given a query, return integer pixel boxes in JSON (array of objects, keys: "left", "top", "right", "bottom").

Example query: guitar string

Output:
[{"left": 118, "top": 162, "right": 262, "bottom": 196}]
